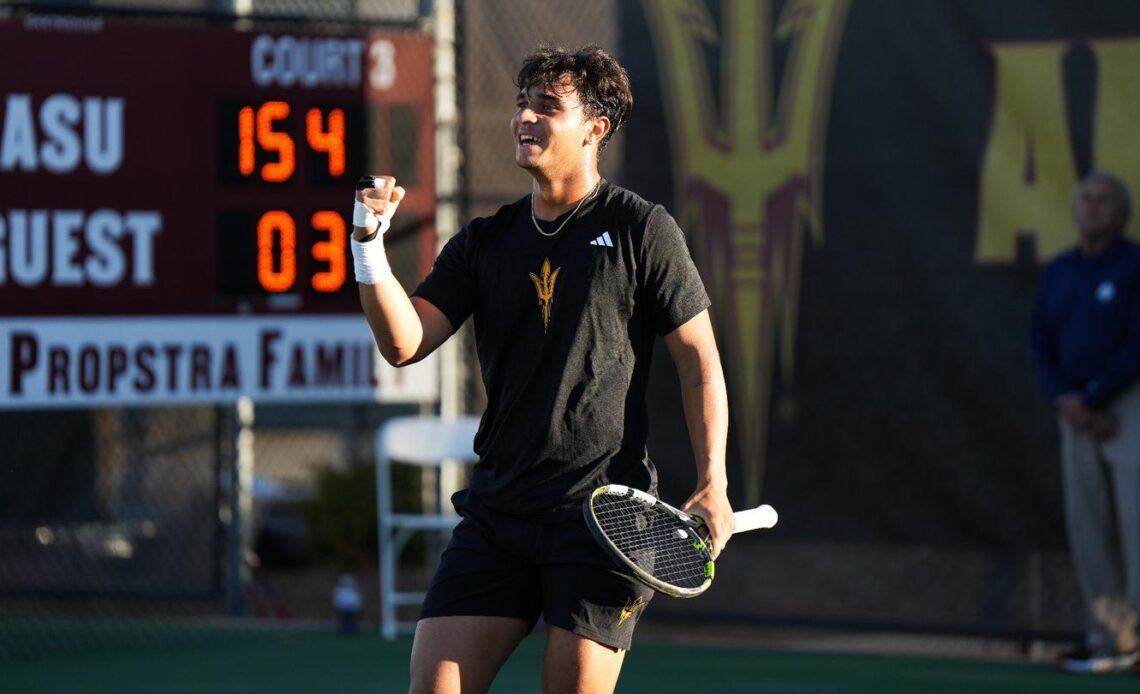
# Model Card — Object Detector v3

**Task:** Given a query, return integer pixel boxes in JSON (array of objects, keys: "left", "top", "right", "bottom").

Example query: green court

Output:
[{"left": 2, "top": 629, "right": 1135, "bottom": 693}]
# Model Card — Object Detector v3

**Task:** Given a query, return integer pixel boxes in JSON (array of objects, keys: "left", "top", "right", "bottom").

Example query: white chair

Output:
[{"left": 375, "top": 415, "right": 481, "bottom": 640}]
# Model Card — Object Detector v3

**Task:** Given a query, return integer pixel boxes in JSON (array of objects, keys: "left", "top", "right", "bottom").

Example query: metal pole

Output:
[
  {"left": 434, "top": 0, "right": 467, "bottom": 513},
  {"left": 435, "top": 0, "right": 461, "bottom": 423},
  {"left": 225, "top": 396, "right": 255, "bottom": 616}
]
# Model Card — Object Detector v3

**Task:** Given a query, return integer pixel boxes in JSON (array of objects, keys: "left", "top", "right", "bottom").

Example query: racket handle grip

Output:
[{"left": 733, "top": 504, "right": 778, "bottom": 533}]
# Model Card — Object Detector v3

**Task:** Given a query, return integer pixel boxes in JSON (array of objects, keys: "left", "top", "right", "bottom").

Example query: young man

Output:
[
  {"left": 1030, "top": 171, "right": 1140, "bottom": 674},
  {"left": 351, "top": 46, "right": 734, "bottom": 692}
]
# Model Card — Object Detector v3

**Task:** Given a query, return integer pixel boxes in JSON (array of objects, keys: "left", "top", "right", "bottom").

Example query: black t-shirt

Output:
[{"left": 412, "top": 180, "right": 710, "bottom": 516}]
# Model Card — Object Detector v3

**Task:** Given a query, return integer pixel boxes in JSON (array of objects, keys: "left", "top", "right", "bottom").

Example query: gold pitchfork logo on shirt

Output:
[{"left": 529, "top": 258, "right": 561, "bottom": 332}]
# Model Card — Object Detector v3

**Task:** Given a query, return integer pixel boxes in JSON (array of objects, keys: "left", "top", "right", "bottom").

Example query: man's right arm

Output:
[
  {"left": 354, "top": 176, "right": 457, "bottom": 367},
  {"left": 358, "top": 281, "right": 454, "bottom": 366}
]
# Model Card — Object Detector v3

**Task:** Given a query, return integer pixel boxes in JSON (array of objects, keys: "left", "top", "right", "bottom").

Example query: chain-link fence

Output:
[
  {"left": 0, "top": 403, "right": 431, "bottom": 660},
  {"left": 2, "top": 0, "right": 1127, "bottom": 667},
  {"left": 8, "top": 0, "right": 419, "bottom": 21},
  {"left": 1, "top": 406, "right": 233, "bottom": 660},
  {"left": 0, "top": 0, "right": 439, "bottom": 661}
]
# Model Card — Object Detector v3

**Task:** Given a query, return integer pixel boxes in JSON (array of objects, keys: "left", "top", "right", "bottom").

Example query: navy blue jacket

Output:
[{"left": 1030, "top": 237, "right": 1140, "bottom": 408}]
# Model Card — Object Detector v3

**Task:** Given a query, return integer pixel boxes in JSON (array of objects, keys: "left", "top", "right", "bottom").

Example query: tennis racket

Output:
[{"left": 583, "top": 484, "right": 777, "bottom": 598}]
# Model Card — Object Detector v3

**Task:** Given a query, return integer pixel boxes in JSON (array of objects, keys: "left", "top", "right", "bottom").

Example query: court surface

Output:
[{"left": 3, "top": 629, "right": 1137, "bottom": 693}]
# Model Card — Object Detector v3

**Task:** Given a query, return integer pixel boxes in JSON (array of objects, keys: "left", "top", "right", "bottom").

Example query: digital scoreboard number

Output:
[
  {"left": 0, "top": 17, "right": 435, "bottom": 317},
  {"left": 215, "top": 99, "right": 367, "bottom": 300}
]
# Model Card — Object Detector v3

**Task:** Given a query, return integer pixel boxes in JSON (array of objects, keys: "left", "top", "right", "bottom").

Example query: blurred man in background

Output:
[
  {"left": 1030, "top": 170, "right": 1140, "bottom": 674},
  {"left": 350, "top": 46, "right": 733, "bottom": 692}
]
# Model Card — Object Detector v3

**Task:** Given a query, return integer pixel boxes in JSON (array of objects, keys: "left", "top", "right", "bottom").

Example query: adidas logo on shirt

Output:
[{"left": 589, "top": 231, "right": 614, "bottom": 248}]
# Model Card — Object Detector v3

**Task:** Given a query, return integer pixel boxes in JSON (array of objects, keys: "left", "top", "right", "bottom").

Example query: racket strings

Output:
[{"left": 592, "top": 495, "right": 709, "bottom": 590}]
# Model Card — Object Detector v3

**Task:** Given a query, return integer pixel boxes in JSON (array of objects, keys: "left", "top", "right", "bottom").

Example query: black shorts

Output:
[{"left": 418, "top": 493, "right": 655, "bottom": 650}]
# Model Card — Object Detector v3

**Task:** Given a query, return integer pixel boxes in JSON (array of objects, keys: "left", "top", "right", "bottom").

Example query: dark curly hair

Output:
[{"left": 516, "top": 45, "right": 633, "bottom": 153}]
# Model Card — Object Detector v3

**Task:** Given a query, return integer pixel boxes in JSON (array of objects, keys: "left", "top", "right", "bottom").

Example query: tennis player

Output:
[{"left": 351, "top": 45, "right": 734, "bottom": 693}]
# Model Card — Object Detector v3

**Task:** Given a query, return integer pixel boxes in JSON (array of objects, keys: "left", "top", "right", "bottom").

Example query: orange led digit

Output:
[
  {"left": 238, "top": 106, "right": 255, "bottom": 176},
  {"left": 256, "top": 101, "right": 295, "bottom": 183},
  {"left": 310, "top": 211, "right": 346, "bottom": 292},
  {"left": 306, "top": 107, "right": 346, "bottom": 178},
  {"left": 257, "top": 211, "right": 296, "bottom": 292}
]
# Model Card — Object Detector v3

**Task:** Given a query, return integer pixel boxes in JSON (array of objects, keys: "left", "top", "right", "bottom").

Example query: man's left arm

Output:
[{"left": 663, "top": 309, "right": 735, "bottom": 558}]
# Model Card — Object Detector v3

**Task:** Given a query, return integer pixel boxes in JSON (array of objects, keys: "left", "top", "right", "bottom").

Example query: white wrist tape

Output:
[
  {"left": 352, "top": 199, "right": 391, "bottom": 236},
  {"left": 351, "top": 234, "right": 391, "bottom": 284}
]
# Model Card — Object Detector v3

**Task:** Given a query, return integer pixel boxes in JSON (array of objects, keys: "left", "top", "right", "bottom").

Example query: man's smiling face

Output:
[{"left": 511, "top": 74, "right": 593, "bottom": 175}]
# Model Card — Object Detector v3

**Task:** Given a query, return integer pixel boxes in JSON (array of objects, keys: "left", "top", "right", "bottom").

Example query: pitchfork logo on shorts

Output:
[
  {"left": 619, "top": 596, "right": 646, "bottom": 624},
  {"left": 529, "top": 258, "right": 561, "bottom": 332}
]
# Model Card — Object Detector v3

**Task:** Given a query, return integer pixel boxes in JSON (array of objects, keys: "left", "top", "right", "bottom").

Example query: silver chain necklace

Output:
[{"left": 530, "top": 180, "right": 600, "bottom": 237}]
